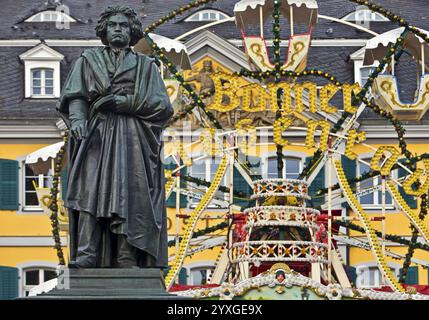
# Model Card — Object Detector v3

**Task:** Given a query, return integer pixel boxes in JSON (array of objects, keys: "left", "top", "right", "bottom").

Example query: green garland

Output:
[
  {"left": 167, "top": 89, "right": 214, "bottom": 126},
  {"left": 168, "top": 221, "right": 228, "bottom": 247},
  {"left": 334, "top": 220, "right": 429, "bottom": 252},
  {"left": 183, "top": 175, "right": 250, "bottom": 199},
  {"left": 272, "top": 0, "right": 283, "bottom": 178},
  {"left": 48, "top": 131, "right": 68, "bottom": 265}
]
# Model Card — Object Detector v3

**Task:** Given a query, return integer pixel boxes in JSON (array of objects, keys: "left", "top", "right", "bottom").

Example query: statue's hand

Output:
[
  {"left": 113, "top": 95, "right": 131, "bottom": 114},
  {"left": 70, "top": 120, "right": 87, "bottom": 141}
]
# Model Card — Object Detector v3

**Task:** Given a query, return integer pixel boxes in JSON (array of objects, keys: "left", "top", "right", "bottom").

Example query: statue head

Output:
[
  {"left": 202, "top": 60, "right": 213, "bottom": 72},
  {"left": 95, "top": 6, "right": 144, "bottom": 48}
]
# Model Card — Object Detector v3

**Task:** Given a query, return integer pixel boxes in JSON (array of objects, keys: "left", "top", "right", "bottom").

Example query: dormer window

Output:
[
  {"left": 185, "top": 9, "right": 230, "bottom": 22},
  {"left": 25, "top": 10, "right": 76, "bottom": 23},
  {"left": 342, "top": 8, "right": 389, "bottom": 22},
  {"left": 19, "top": 43, "right": 64, "bottom": 99}
]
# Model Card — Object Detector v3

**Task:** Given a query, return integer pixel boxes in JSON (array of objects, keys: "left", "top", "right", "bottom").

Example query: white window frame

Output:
[
  {"left": 185, "top": 9, "right": 230, "bottom": 22},
  {"left": 16, "top": 261, "right": 58, "bottom": 297},
  {"left": 25, "top": 10, "right": 76, "bottom": 23},
  {"left": 22, "top": 267, "right": 57, "bottom": 297},
  {"left": 184, "top": 261, "right": 216, "bottom": 285},
  {"left": 31, "top": 68, "right": 55, "bottom": 97},
  {"left": 355, "top": 263, "right": 400, "bottom": 289},
  {"left": 18, "top": 157, "right": 53, "bottom": 213},
  {"left": 262, "top": 153, "right": 304, "bottom": 180},
  {"left": 19, "top": 43, "right": 64, "bottom": 98},
  {"left": 357, "top": 156, "right": 395, "bottom": 210}
]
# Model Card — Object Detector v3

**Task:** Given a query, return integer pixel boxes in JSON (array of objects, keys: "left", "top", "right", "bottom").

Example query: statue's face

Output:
[
  {"left": 106, "top": 14, "right": 131, "bottom": 48},
  {"left": 203, "top": 61, "right": 212, "bottom": 72}
]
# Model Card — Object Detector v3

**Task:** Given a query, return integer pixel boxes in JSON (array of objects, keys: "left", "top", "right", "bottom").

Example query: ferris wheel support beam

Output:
[
  {"left": 175, "top": 17, "right": 236, "bottom": 41},
  {"left": 306, "top": 103, "right": 366, "bottom": 186}
]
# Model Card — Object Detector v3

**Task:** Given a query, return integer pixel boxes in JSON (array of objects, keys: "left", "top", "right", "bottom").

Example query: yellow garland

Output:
[
  {"left": 209, "top": 72, "right": 240, "bottom": 112},
  {"left": 387, "top": 180, "right": 429, "bottom": 244},
  {"left": 345, "top": 130, "right": 367, "bottom": 160},
  {"left": 370, "top": 146, "right": 400, "bottom": 176},
  {"left": 241, "top": 83, "right": 269, "bottom": 113},
  {"left": 343, "top": 83, "right": 361, "bottom": 114},
  {"left": 236, "top": 119, "right": 257, "bottom": 153},
  {"left": 334, "top": 160, "right": 405, "bottom": 293},
  {"left": 201, "top": 128, "right": 223, "bottom": 157},
  {"left": 305, "top": 120, "right": 330, "bottom": 151},
  {"left": 295, "top": 82, "right": 318, "bottom": 113},
  {"left": 273, "top": 117, "right": 294, "bottom": 146},
  {"left": 165, "top": 156, "right": 229, "bottom": 289},
  {"left": 174, "top": 141, "right": 192, "bottom": 167},
  {"left": 402, "top": 159, "right": 429, "bottom": 196},
  {"left": 320, "top": 83, "right": 339, "bottom": 114}
]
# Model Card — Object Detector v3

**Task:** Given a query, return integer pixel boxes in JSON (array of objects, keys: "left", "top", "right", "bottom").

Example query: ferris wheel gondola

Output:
[
  {"left": 364, "top": 27, "right": 429, "bottom": 120},
  {"left": 234, "top": 0, "right": 318, "bottom": 72}
]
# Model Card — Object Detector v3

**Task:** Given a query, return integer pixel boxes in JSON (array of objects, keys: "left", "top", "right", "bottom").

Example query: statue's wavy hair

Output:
[{"left": 95, "top": 6, "right": 144, "bottom": 46}]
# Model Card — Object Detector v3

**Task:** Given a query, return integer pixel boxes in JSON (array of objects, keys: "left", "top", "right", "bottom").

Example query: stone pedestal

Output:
[{"left": 26, "top": 268, "right": 183, "bottom": 300}]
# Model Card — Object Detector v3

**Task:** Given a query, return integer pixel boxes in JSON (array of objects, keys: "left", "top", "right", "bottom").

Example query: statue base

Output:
[{"left": 25, "top": 268, "right": 184, "bottom": 300}]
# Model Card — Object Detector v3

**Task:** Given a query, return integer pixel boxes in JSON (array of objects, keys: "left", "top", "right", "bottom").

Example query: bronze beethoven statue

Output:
[{"left": 57, "top": 6, "right": 173, "bottom": 269}]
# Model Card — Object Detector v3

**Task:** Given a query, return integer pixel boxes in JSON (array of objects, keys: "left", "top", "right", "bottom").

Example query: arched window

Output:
[
  {"left": 31, "top": 68, "right": 54, "bottom": 96},
  {"left": 22, "top": 267, "right": 57, "bottom": 296},
  {"left": 342, "top": 9, "right": 389, "bottom": 22},
  {"left": 25, "top": 10, "right": 75, "bottom": 23},
  {"left": 185, "top": 10, "right": 230, "bottom": 22}
]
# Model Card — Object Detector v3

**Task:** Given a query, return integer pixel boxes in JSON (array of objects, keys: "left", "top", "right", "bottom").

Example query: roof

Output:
[{"left": 0, "top": 0, "right": 429, "bottom": 125}]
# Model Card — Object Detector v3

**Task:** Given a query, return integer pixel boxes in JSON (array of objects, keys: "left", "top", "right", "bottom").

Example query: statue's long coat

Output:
[{"left": 57, "top": 47, "right": 173, "bottom": 267}]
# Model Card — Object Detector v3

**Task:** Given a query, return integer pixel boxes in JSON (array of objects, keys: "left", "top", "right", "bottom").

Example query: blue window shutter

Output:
[
  {"left": 165, "top": 157, "right": 187, "bottom": 208},
  {"left": 0, "top": 266, "right": 19, "bottom": 300},
  {"left": 233, "top": 155, "right": 260, "bottom": 208},
  {"left": 341, "top": 155, "right": 357, "bottom": 208},
  {"left": 398, "top": 160, "right": 417, "bottom": 209},
  {"left": 61, "top": 167, "right": 68, "bottom": 200},
  {"left": 233, "top": 167, "right": 252, "bottom": 208},
  {"left": 178, "top": 268, "right": 188, "bottom": 285},
  {"left": 305, "top": 157, "right": 325, "bottom": 208},
  {"left": 0, "top": 159, "right": 19, "bottom": 210},
  {"left": 400, "top": 266, "right": 419, "bottom": 285},
  {"left": 345, "top": 266, "right": 357, "bottom": 286},
  {"left": 162, "top": 267, "right": 187, "bottom": 285}
]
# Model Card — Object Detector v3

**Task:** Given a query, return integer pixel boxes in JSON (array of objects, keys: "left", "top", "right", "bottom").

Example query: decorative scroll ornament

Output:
[
  {"left": 251, "top": 178, "right": 309, "bottom": 200},
  {"left": 373, "top": 75, "right": 429, "bottom": 121},
  {"left": 243, "top": 34, "right": 311, "bottom": 72},
  {"left": 164, "top": 79, "right": 181, "bottom": 104}
]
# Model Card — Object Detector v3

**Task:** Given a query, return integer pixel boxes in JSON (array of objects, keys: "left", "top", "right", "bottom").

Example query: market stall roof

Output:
[
  {"left": 234, "top": 0, "right": 318, "bottom": 30},
  {"left": 25, "top": 142, "right": 64, "bottom": 174},
  {"left": 134, "top": 33, "right": 192, "bottom": 70},
  {"left": 364, "top": 27, "right": 429, "bottom": 65}
]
